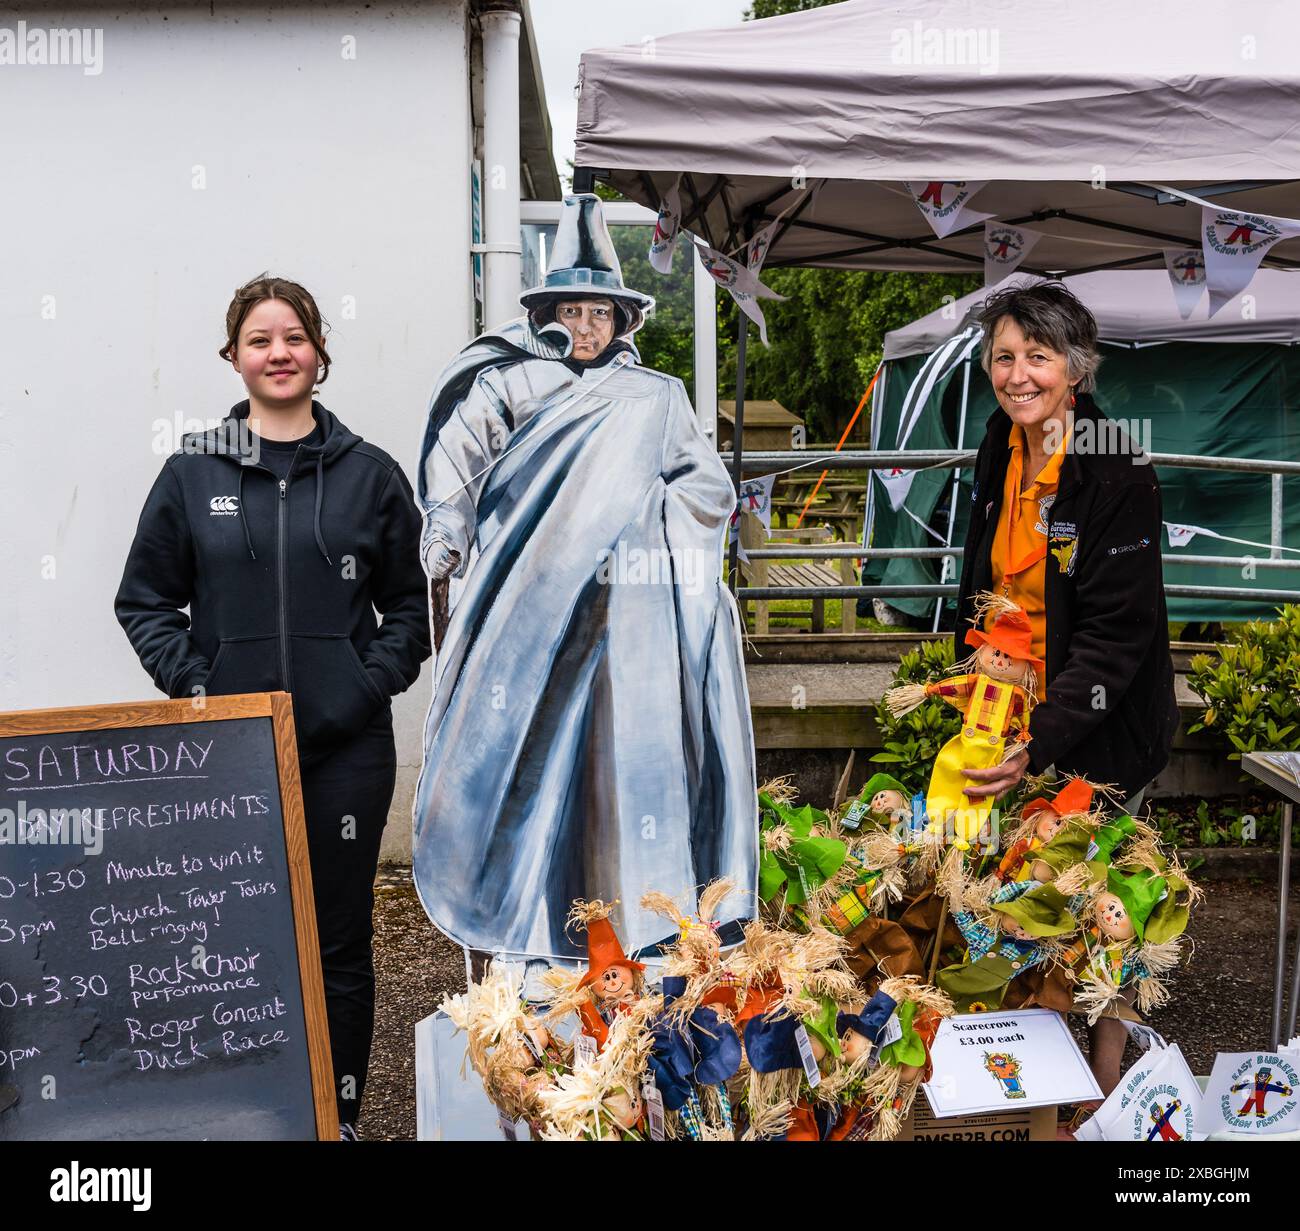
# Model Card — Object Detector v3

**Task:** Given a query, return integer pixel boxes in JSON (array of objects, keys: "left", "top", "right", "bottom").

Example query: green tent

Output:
[{"left": 864, "top": 272, "right": 1300, "bottom": 624}]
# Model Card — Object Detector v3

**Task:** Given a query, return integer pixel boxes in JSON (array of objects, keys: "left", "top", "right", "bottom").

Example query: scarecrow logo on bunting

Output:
[
  {"left": 1163, "top": 247, "right": 1207, "bottom": 319},
  {"left": 983, "top": 222, "right": 1040, "bottom": 285},
  {"left": 648, "top": 177, "right": 683, "bottom": 274},
  {"left": 727, "top": 474, "right": 777, "bottom": 563},
  {"left": 908, "top": 180, "right": 994, "bottom": 239},
  {"left": 695, "top": 240, "right": 785, "bottom": 347},
  {"left": 1202, "top": 207, "right": 1300, "bottom": 316},
  {"left": 1205, "top": 1051, "right": 1300, "bottom": 1135}
]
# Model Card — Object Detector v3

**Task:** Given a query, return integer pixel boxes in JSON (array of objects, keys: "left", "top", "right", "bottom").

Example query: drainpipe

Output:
[{"left": 479, "top": 2, "right": 522, "bottom": 327}]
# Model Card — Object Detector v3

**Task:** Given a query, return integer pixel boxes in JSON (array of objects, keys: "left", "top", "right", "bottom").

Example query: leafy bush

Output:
[
  {"left": 1187, "top": 605, "right": 1300, "bottom": 766},
  {"left": 869, "top": 637, "right": 961, "bottom": 794}
]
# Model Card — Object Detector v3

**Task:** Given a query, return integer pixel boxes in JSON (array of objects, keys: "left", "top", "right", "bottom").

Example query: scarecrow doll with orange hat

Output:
[
  {"left": 996, "top": 776, "right": 1098, "bottom": 883},
  {"left": 566, "top": 898, "right": 647, "bottom": 1052},
  {"left": 885, "top": 592, "right": 1041, "bottom": 849}
]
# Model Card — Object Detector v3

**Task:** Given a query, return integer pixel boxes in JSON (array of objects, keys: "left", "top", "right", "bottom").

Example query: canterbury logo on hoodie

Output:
[{"left": 209, "top": 495, "right": 240, "bottom": 515}]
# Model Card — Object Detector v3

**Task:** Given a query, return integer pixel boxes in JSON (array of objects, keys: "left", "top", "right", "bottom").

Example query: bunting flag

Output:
[
  {"left": 983, "top": 221, "right": 1041, "bottom": 285},
  {"left": 1163, "top": 248, "right": 1207, "bottom": 319},
  {"left": 1202, "top": 206, "right": 1300, "bottom": 317},
  {"left": 695, "top": 240, "right": 785, "bottom": 347},
  {"left": 1165, "top": 521, "right": 1300, "bottom": 554},
  {"left": 907, "top": 180, "right": 994, "bottom": 239},
  {"left": 727, "top": 474, "right": 778, "bottom": 563},
  {"left": 648, "top": 177, "right": 683, "bottom": 274}
]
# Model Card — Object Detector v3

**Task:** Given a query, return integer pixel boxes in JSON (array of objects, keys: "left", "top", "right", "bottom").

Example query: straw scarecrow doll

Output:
[
  {"left": 566, "top": 898, "right": 646, "bottom": 1051},
  {"left": 934, "top": 856, "right": 1078, "bottom": 1012},
  {"left": 1059, "top": 855, "right": 1200, "bottom": 1023},
  {"left": 535, "top": 996, "right": 660, "bottom": 1140},
  {"left": 844, "top": 975, "right": 953, "bottom": 1141},
  {"left": 439, "top": 963, "right": 569, "bottom": 1127},
  {"left": 757, "top": 781, "right": 849, "bottom": 921},
  {"left": 729, "top": 920, "right": 858, "bottom": 1140},
  {"left": 839, "top": 771, "right": 912, "bottom": 833},
  {"left": 640, "top": 881, "right": 744, "bottom": 1139},
  {"left": 996, "top": 776, "right": 1096, "bottom": 883},
  {"left": 885, "top": 593, "right": 1040, "bottom": 849}
]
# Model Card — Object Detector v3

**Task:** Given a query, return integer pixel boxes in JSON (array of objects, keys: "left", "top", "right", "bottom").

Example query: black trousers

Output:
[{"left": 300, "top": 720, "right": 396, "bottom": 1127}]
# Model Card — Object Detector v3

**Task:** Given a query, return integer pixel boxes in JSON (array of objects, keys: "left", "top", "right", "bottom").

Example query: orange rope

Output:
[{"left": 794, "top": 365, "right": 882, "bottom": 529}]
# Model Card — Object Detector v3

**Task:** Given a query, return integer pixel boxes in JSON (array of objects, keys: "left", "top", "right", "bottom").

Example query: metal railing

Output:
[{"left": 724, "top": 449, "right": 1300, "bottom": 606}]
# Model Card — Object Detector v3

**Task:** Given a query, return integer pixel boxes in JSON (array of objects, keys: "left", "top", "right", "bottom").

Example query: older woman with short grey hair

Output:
[{"left": 952, "top": 279, "right": 1178, "bottom": 1095}]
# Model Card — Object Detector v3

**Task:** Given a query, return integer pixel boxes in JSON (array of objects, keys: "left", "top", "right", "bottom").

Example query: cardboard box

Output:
[{"left": 896, "top": 1089, "right": 1057, "bottom": 1142}]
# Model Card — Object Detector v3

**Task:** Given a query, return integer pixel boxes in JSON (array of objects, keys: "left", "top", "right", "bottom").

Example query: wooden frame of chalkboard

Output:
[{"left": 0, "top": 692, "right": 338, "bottom": 1141}]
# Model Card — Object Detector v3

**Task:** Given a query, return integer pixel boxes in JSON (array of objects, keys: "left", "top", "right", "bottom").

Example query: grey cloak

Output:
[{"left": 412, "top": 321, "right": 757, "bottom": 961}]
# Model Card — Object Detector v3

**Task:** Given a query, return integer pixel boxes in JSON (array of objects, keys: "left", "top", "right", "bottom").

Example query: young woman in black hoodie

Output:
[{"left": 115, "top": 275, "right": 431, "bottom": 1138}]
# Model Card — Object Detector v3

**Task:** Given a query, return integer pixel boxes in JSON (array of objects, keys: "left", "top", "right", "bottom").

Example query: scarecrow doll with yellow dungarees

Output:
[{"left": 885, "top": 592, "right": 1041, "bottom": 849}]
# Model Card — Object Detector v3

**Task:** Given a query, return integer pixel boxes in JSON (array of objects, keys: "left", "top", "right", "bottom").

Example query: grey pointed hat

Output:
[{"left": 520, "top": 193, "right": 655, "bottom": 312}]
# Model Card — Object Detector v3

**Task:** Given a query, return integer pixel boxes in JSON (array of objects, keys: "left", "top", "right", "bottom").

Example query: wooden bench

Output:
[{"left": 739, "top": 522, "right": 858, "bottom": 635}]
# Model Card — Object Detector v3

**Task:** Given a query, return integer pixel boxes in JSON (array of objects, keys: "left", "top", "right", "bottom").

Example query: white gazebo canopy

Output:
[{"left": 576, "top": 0, "right": 1300, "bottom": 276}]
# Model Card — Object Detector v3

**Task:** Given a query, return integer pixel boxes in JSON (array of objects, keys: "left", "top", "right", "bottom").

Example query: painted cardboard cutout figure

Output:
[{"left": 412, "top": 195, "right": 757, "bottom": 959}]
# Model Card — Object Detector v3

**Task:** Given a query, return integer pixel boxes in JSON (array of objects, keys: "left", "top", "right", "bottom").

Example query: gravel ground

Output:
[{"left": 357, "top": 869, "right": 1300, "bottom": 1141}]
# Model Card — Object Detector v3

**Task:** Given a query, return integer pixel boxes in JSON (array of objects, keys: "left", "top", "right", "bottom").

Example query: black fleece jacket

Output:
[
  {"left": 954, "top": 393, "right": 1179, "bottom": 799},
  {"left": 116, "top": 401, "right": 431, "bottom": 766}
]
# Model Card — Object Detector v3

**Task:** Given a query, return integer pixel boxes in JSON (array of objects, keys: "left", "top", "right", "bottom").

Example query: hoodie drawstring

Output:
[
  {"left": 313, "top": 455, "right": 333, "bottom": 566},
  {"left": 237, "top": 466, "right": 257, "bottom": 560}
]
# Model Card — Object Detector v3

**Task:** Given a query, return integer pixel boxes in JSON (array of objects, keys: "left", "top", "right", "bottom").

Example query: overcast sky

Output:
[{"left": 530, "top": 0, "right": 749, "bottom": 186}]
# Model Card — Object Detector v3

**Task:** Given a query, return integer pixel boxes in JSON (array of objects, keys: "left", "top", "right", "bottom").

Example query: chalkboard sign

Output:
[{"left": 0, "top": 693, "right": 335, "bottom": 1140}]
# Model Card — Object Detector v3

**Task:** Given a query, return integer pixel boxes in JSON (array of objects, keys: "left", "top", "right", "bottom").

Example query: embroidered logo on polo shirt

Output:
[{"left": 1034, "top": 493, "right": 1056, "bottom": 536}]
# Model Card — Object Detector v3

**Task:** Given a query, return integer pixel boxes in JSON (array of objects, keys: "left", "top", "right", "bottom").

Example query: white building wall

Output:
[{"left": 0, "top": 3, "right": 476, "bottom": 861}]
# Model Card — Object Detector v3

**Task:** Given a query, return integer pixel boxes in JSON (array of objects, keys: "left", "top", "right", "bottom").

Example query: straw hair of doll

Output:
[
  {"left": 858, "top": 1061, "right": 905, "bottom": 1139},
  {"left": 566, "top": 897, "right": 617, "bottom": 932},
  {"left": 859, "top": 828, "right": 911, "bottom": 872},
  {"left": 936, "top": 844, "right": 975, "bottom": 908},
  {"left": 970, "top": 589, "right": 1024, "bottom": 625},
  {"left": 1054, "top": 860, "right": 1099, "bottom": 897},
  {"left": 759, "top": 775, "right": 798, "bottom": 805},
  {"left": 539, "top": 964, "right": 593, "bottom": 1025},
  {"left": 816, "top": 1042, "right": 876, "bottom": 1106}
]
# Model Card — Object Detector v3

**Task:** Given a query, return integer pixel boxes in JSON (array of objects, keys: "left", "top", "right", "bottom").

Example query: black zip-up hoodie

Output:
[
  {"left": 116, "top": 400, "right": 431, "bottom": 766},
  {"left": 955, "top": 392, "right": 1179, "bottom": 799}
]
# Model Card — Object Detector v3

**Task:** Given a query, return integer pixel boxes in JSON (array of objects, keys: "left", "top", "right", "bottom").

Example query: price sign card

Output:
[{"left": 924, "top": 1008, "right": 1101, "bottom": 1116}]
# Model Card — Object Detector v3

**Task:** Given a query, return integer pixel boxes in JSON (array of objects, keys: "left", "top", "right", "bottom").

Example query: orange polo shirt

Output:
[{"left": 988, "top": 425, "right": 1065, "bottom": 696}]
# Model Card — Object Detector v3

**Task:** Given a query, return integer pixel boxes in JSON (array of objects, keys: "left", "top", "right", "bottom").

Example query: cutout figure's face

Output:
[
  {"left": 1095, "top": 891, "right": 1136, "bottom": 941},
  {"left": 556, "top": 297, "right": 616, "bottom": 361}
]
